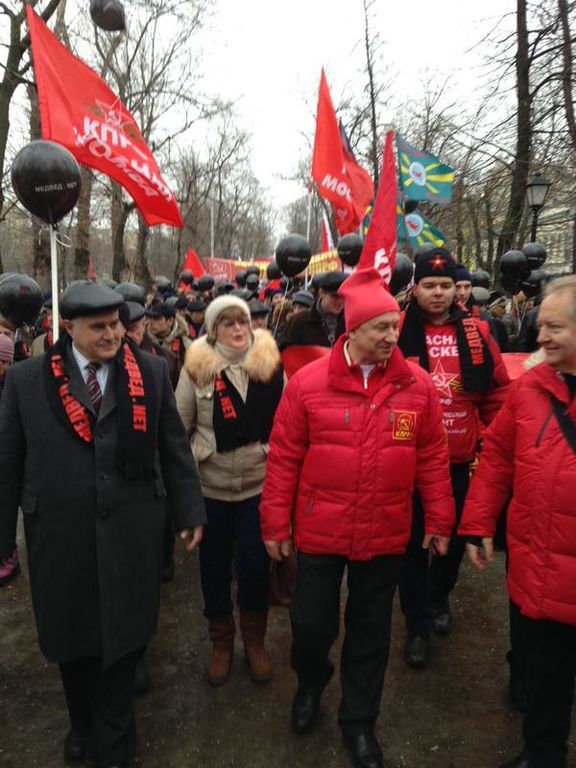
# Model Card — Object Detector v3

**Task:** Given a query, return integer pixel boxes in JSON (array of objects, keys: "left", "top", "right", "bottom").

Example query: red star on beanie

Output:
[{"left": 338, "top": 269, "right": 400, "bottom": 332}]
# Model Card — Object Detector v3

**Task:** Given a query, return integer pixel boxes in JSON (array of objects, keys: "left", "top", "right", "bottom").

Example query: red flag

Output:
[
  {"left": 26, "top": 6, "right": 183, "bottom": 228},
  {"left": 311, "top": 70, "right": 373, "bottom": 235},
  {"left": 182, "top": 247, "right": 206, "bottom": 278},
  {"left": 358, "top": 131, "right": 397, "bottom": 287}
]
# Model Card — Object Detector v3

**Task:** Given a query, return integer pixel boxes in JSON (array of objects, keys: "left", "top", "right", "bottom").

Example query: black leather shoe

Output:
[
  {"left": 291, "top": 688, "right": 321, "bottom": 734},
  {"left": 343, "top": 732, "right": 383, "bottom": 768},
  {"left": 499, "top": 755, "right": 535, "bottom": 768},
  {"left": 64, "top": 729, "right": 87, "bottom": 761},
  {"left": 404, "top": 635, "right": 429, "bottom": 668},
  {"left": 433, "top": 606, "right": 452, "bottom": 635}
]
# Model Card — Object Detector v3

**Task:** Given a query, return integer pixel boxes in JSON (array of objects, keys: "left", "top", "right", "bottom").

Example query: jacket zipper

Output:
[{"left": 535, "top": 410, "right": 554, "bottom": 448}]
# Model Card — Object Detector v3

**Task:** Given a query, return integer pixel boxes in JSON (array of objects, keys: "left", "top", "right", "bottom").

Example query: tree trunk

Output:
[
  {"left": 496, "top": 0, "right": 531, "bottom": 260},
  {"left": 558, "top": 0, "right": 576, "bottom": 151},
  {"left": 133, "top": 213, "right": 152, "bottom": 287},
  {"left": 111, "top": 183, "right": 131, "bottom": 281},
  {"left": 74, "top": 167, "right": 94, "bottom": 279}
]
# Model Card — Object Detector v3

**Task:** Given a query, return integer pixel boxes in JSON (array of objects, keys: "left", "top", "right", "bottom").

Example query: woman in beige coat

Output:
[{"left": 176, "top": 295, "right": 283, "bottom": 686}]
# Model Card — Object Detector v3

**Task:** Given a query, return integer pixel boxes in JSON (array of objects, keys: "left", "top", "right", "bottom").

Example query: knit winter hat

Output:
[
  {"left": 0, "top": 333, "right": 14, "bottom": 363},
  {"left": 455, "top": 264, "right": 472, "bottom": 283},
  {"left": 414, "top": 247, "right": 458, "bottom": 283},
  {"left": 338, "top": 268, "right": 400, "bottom": 332},
  {"left": 204, "top": 295, "right": 251, "bottom": 337}
]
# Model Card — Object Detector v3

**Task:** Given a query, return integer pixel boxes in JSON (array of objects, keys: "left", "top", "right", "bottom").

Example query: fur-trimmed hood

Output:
[{"left": 184, "top": 328, "right": 281, "bottom": 389}]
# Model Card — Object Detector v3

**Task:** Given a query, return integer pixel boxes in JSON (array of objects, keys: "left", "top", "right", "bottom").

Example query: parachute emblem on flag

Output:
[{"left": 408, "top": 161, "right": 427, "bottom": 187}]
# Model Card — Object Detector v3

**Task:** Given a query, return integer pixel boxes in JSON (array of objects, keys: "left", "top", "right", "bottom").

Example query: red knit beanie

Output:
[{"left": 338, "top": 269, "right": 400, "bottom": 332}]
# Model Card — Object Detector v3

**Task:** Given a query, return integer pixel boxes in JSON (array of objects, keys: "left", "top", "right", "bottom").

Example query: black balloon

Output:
[
  {"left": 500, "top": 250, "right": 530, "bottom": 280},
  {"left": 115, "top": 282, "right": 145, "bottom": 305},
  {"left": 12, "top": 141, "right": 81, "bottom": 224},
  {"left": 279, "top": 276, "right": 291, "bottom": 291},
  {"left": 501, "top": 275, "right": 521, "bottom": 295},
  {"left": 0, "top": 273, "right": 43, "bottom": 327},
  {"left": 522, "top": 241, "right": 547, "bottom": 271},
  {"left": 521, "top": 269, "right": 547, "bottom": 298},
  {"left": 471, "top": 270, "right": 491, "bottom": 289},
  {"left": 215, "top": 281, "right": 235, "bottom": 296},
  {"left": 197, "top": 274, "right": 215, "bottom": 292},
  {"left": 403, "top": 199, "right": 419, "bottom": 215},
  {"left": 235, "top": 270, "right": 247, "bottom": 287},
  {"left": 276, "top": 234, "right": 312, "bottom": 278},
  {"left": 390, "top": 253, "right": 414, "bottom": 296},
  {"left": 245, "top": 274, "right": 260, "bottom": 291},
  {"left": 89, "top": 0, "right": 126, "bottom": 31},
  {"left": 337, "top": 234, "right": 364, "bottom": 267},
  {"left": 180, "top": 269, "right": 193, "bottom": 286},
  {"left": 246, "top": 265, "right": 261, "bottom": 277},
  {"left": 266, "top": 262, "right": 282, "bottom": 280}
]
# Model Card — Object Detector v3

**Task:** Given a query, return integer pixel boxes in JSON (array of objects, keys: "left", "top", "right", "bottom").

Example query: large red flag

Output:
[
  {"left": 358, "top": 131, "right": 397, "bottom": 287},
  {"left": 26, "top": 5, "right": 183, "bottom": 228},
  {"left": 311, "top": 70, "right": 373, "bottom": 235}
]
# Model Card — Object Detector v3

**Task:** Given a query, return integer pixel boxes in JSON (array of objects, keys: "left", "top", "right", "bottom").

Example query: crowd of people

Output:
[{"left": 1, "top": 247, "right": 576, "bottom": 768}]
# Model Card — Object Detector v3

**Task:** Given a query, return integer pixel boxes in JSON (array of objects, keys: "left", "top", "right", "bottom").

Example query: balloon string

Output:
[{"left": 38, "top": 224, "right": 71, "bottom": 249}]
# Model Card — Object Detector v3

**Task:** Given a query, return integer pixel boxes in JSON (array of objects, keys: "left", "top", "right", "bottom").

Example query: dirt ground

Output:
[{"left": 1, "top": 525, "right": 574, "bottom": 768}]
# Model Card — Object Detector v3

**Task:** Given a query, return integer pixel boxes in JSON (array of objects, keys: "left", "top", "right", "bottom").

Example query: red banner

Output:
[
  {"left": 358, "top": 130, "right": 397, "bottom": 287},
  {"left": 203, "top": 257, "right": 271, "bottom": 281},
  {"left": 311, "top": 70, "right": 373, "bottom": 235},
  {"left": 27, "top": 6, "right": 182, "bottom": 228}
]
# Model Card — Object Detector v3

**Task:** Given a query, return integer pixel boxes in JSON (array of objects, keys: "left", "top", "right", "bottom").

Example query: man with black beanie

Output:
[{"left": 397, "top": 248, "right": 510, "bottom": 668}]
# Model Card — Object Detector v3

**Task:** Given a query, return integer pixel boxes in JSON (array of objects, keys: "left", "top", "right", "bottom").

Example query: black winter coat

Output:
[
  {"left": 281, "top": 301, "right": 345, "bottom": 349},
  {"left": 0, "top": 348, "right": 205, "bottom": 668}
]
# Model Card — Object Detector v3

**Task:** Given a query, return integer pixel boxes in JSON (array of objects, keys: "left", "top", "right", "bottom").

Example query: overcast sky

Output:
[{"left": 199, "top": 0, "right": 515, "bottom": 210}]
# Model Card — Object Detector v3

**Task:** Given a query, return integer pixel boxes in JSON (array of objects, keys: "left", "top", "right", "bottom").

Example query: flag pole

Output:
[
  {"left": 49, "top": 225, "right": 60, "bottom": 342},
  {"left": 305, "top": 184, "right": 313, "bottom": 287}
]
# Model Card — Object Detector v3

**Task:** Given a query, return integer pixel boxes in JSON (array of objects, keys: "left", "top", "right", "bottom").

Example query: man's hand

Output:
[
  {"left": 466, "top": 538, "right": 494, "bottom": 572},
  {"left": 422, "top": 534, "right": 450, "bottom": 556},
  {"left": 179, "top": 525, "right": 204, "bottom": 552},
  {"left": 265, "top": 539, "right": 292, "bottom": 562}
]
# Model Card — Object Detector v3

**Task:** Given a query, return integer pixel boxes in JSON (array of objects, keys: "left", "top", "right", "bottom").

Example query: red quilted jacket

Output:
[
  {"left": 460, "top": 363, "right": 576, "bottom": 625},
  {"left": 259, "top": 337, "right": 455, "bottom": 560}
]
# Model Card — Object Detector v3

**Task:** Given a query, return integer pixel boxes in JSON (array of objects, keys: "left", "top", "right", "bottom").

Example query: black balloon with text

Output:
[
  {"left": 522, "top": 241, "right": 547, "bottom": 271},
  {"left": 337, "top": 234, "right": 363, "bottom": 267},
  {"left": 471, "top": 270, "right": 491, "bottom": 289},
  {"left": 521, "top": 269, "right": 547, "bottom": 298},
  {"left": 89, "top": 0, "right": 126, "bottom": 31},
  {"left": 0, "top": 273, "right": 43, "bottom": 327},
  {"left": 499, "top": 250, "right": 530, "bottom": 280},
  {"left": 12, "top": 140, "right": 81, "bottom": 224},
  {"left": 276, "top": 234, "right": 312, "bottom": 278}
]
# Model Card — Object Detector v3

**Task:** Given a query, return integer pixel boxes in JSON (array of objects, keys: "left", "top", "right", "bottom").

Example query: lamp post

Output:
[{"left": 526, "top": 172, "right": 551, "bottom": 242}]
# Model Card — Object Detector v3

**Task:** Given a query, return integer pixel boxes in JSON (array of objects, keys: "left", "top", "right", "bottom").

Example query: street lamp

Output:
[{"left": 526, "top": 172, "right": 551, "bottom": 242}]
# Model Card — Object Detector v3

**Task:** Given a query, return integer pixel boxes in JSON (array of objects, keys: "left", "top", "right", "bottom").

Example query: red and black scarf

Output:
[
  {"left": 399, "top": 301, "right": 494, "bottom": 393},
  {"left": 44, "top": 334, "right": 158, "bottom": 479}
]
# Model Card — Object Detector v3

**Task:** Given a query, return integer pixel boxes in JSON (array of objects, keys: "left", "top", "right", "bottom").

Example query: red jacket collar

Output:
[
  {"left": 530, "top": 362, "right": 576, "bottom": 410},
  {"left": 327, "top": 335, "right": 414, "bottom": 395}
]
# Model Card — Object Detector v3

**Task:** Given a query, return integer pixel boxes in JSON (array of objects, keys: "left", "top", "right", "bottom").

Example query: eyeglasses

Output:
[{"left": 219, "top": 317, "right": 250, "bottom": 329}]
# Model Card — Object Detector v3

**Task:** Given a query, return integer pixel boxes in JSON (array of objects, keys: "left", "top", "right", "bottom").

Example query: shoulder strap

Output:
[{"left": 550, "top": 395, "right": 576, "bottom": 454}]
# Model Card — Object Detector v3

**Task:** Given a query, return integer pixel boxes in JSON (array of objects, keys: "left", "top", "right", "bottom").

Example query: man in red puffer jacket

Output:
[
  {"left": 260, "top": 268, "right": 454, "bottom": 768},
  {"left": 460, "top": 275, "right": 576, "bottom": 768}
]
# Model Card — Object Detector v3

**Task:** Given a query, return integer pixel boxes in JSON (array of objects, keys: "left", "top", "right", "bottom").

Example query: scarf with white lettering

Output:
[
  {"left": 44, "top": 333, "right": 158, "bottom": 479},
  {"left": 399, "top": 302, "right": 494, "bottom": 392}
]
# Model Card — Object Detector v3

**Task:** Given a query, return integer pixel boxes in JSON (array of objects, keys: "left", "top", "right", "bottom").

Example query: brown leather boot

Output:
[
  {"left": 239, "top": 609, "right": 272, "bottom": 683},
  {"left": 207, "top": 614, "right": 235, "bottom": 686}
]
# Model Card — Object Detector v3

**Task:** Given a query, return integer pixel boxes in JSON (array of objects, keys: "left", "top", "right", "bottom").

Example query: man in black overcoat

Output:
[{"left": 0, "top": 282, "right": 205, "bottom": 768}]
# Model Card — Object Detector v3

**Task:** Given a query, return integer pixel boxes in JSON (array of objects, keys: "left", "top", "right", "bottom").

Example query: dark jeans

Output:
[
  {"left": 59, "top": 650, "right": 140, "bottom": 768},
  {"left": 290, "top": 552, "right": 402, "bottom": 736},
  {"left": 399, "top": 462, "right": 469, "bottom": 637},
  {"left": 518, "top": 612, "right": 576, "bottom": 768},
  {"left": 199, "top": 495, "right": 270, "bottom": 618}
]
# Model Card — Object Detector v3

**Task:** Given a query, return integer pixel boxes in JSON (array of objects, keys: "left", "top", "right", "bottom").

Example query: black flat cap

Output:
[
  {"left": 187, "top": 299, "right": 206, "bottom": 312},
  {"left": 126, "top": 301, "right": 146, "bottom": 323},
  {"left": 146, "top": 301, "right": 175, "bottom": 319},
  {"left": 319, "top": 271, "right": 347, "bottom": 294},
  {"left": 249, "top": 299, "right": 271, "bottom": 317},
  {"left": 60, "top": 281, "right": 124, "bottom": 320},
  {"left": 292, "top": 290, "right": 314, "bottom": 307}
]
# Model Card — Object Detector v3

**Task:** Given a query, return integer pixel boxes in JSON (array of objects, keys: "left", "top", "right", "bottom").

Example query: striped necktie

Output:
[{"left": 86, "top": 362, "right": 103, "bottom": 413}]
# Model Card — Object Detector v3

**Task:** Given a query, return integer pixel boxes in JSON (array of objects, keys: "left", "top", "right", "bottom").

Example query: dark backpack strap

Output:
[{"left": 550, "top": 395, "right": 576, "bottom": 454}]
